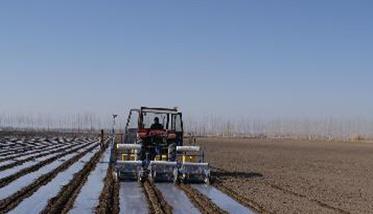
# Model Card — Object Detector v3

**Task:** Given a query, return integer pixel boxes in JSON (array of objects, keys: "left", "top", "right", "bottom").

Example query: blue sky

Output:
[{"left": 0, "top": 0, "right": 372, "bottom": 120}]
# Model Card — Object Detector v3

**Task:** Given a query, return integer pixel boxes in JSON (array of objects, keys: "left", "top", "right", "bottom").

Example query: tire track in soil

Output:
[
  {"left": 95, "top": 165, "right": 120, "bottom": 214},
  {"left": 0, "top": 142, "right": 94, "bottom": 188},
  {"left": 178, "top": 184, "right": 227, "bottom": 214},
  {"left": 0, "top": 142, "right": 100, "bottom": 213},
  {"left": 0, "top": 140, "right": 90, "bottom": 171},
  {"left": 213, "top": 167, "right": 350, "bottom": 214},
  {"left": 142, "top": 180, "right": 172, "bottom": 214},
  {"left": 40, "top": 141, "right": 110, "bottom": 214}
]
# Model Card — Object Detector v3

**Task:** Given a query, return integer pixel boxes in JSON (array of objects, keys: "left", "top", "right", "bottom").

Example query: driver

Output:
[{"left": 151, "top": 117, "right": 164, "bottom": 129}]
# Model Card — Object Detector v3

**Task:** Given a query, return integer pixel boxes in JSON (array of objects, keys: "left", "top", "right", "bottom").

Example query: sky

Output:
[{"left": 0, "top": 0, "right": 372, "bottom": 122}]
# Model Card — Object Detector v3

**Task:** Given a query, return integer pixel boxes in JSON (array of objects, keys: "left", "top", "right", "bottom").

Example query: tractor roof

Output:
[{"left": 140, "top": 106, "right": 179, "bottom": 113}]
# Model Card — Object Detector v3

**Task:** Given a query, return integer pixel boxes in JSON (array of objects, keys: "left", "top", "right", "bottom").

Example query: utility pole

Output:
[
  {"left": 112, "top": 114, "right": 118, "bottom": 140},
  {"left": 110, "top": 114, "right": 118, "bottom": 163}
]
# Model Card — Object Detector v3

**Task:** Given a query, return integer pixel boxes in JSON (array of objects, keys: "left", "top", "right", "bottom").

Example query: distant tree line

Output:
[
  {"left": 0, "top": 112, "right": 110, "bottom": 132},
  {"left": 184, "top": 116, "right": 373, "bottom": 140},
  {"left": 1, "top": 112, "right": 372, "bottom": 140}
]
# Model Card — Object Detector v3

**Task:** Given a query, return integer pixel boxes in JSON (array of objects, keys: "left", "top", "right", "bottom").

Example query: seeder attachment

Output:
[
  {"left": 148, "top": 160, "right": 178, "bottom": 183},
  {"left": 115, "top": 144, "right": 144, "bottom": 181},
  {"left": 176, "top": 146, "right": 210, "bottom": 184}
]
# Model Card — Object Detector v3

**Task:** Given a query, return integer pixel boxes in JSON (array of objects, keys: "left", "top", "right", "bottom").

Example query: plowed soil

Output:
[{"left": 199, "top": 138, "right": 373, "bottom": 214}]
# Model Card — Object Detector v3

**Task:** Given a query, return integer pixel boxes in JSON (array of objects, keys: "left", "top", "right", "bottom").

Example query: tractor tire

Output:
[
  {"left": 168, "top": 143, "right": 176, "bottom": 161},
  {"left": 173, "top": 168, "right": 179, "bottom": 184},
  {"left": 204, "top": 175, "right": 210, "bottom": 185}
]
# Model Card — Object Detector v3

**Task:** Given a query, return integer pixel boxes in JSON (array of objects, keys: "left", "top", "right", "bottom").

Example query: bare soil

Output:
[{"left": 199, "top": 138, "right": 373, "bottom": 214}]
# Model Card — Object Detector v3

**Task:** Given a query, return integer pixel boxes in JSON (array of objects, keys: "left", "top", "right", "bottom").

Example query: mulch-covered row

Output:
[
  {"left": 95, "top": 165, "right": 120, "bottom": 214},
  {"left": 0, "top": 142, "right": 100, "bottom": 213},
  {"left": 40, "top": 140, "right": 110, "bottom": 214},
  {"left": 178, "top": 183, "right": 227, "bottom": 214},
  {"left": 142, "top": 180, "right": 172, "bottom": 214},
  {"left": 0, "top": 140, "right": 90, "bottom": 171},
  {"left": 0, "top": 141, "right": 95, "bottom": 188},
  {"left": 0, "top": 138, "right": 75, "bottom": 162}
]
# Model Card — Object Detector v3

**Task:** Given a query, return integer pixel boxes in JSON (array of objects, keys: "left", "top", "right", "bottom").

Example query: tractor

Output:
[{"left": 115, "top": 107, "right": 210, "bottom": 184}]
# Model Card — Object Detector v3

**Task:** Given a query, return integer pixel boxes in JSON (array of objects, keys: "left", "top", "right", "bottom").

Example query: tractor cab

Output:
[
  {"left": 124, "top": 107, "right": 183, "bottom": 145},
  {"left": 138, "top": 107, "right": 183, "bottom": 146}
]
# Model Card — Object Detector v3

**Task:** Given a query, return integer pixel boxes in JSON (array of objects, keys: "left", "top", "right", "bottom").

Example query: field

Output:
[
  {"left": 0, "top": 135, "right": 110, "bottom": 214},
  {"left": 0, "top": 134, "right": 253, "bottom": 214},
  {"left": 199, "top": 137, "right": 373, "bottom": 214},
  {"left": 1, "top": 134, "right": 370, "bottom": 214}
]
